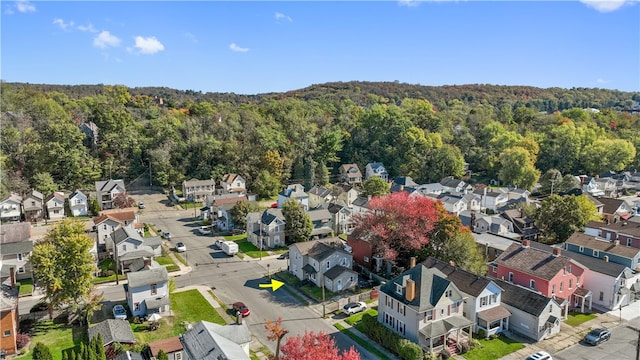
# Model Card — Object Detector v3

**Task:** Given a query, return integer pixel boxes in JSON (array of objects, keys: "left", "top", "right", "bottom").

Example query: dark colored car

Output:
[
  {"left": 583, "top": 328, "right": 611, "bottom": 345},
  {"left": 232, "top": 302, "right": 250, "bottom": 317}
]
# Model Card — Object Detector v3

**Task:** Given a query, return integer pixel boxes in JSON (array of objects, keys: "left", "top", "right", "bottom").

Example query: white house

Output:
[
  {"left": 22, "top": 190, "right": 44, "bottom": 222},
  {"left": 277, "top": 184, "right": 309, "bottom": 210},
  {"left": 246, "top": 209, "right": 286, "bottom": 249},
  {"left": 219, "top": 174, "right": 246, "bottom": 194},
  {"left": 108, "top": 227, "right": 158, "bottom": 272},
  {"left": 95, "top": 179, "right": 126, "bottom": 210},
  {"left": 180, "top": 321, "right": 252, "bottom": 360},
  {"left": 473, "top": 188, "right": 509, "bottom": 212},
  {"left": 289, "top": 238, "right": 357, "bottom": 292},
  {"left": 124, "top": 267, "right": 170, "bottom": 317},
  {"left": 69, "top": 190, "right": 88, "bottom": 217},
  {"left": 1, "top": 193, "right": 22, "bottom": 223},
  {"left": 182, "top": 178, "right": 216, "bottom": 203},
  {"left": 94, "top": 210, "right": 139, "bottom": 245},
  {"left": 365, "top": 162, "right": 389, "bottom": 181},
  {"left": 45, "top": 192, "right": 65, "bottom": 221}
]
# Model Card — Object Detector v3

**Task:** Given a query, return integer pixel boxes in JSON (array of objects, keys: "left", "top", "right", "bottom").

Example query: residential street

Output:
[{"left": 553, "top": 320, "right": 640, "bottom": 360}]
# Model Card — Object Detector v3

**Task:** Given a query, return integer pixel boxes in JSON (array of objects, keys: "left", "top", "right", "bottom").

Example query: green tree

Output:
[
  {"left": 229, "top": 200, "right": 261, "bottom": 228},
  {"left": 538, "top": 169, "right": 563, "bottom": 195},
  {"left": 32, "top": 342, "right": 53, "bottom": 360},
  {"left": 575, "top": 195, "right": 600, "bottom": 224},
  {"left": 533, "top": 195, "right": 584, "bottom": 244},
  {"left": 156, "top": 350, "right": 169, "bottom": 360},
  {"left": 282, "top": 199, "right": 312, "bottom": 245},
  {"left": 362, "top": 176, "right": 390, "bottom": 198},
  {"left": 31, "top": 172, "right": 58, "bottom": 195},
  {"left": 31, "top": 219, "right": 95, "bottom": 318},
  {"left": 252, "top": 170, "right": 281, "bottom": 199},
  {"left": 498, "top": 147, "right": 540, "bottom": 191}
]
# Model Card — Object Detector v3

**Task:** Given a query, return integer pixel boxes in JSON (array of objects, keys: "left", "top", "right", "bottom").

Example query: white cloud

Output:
[
  {"left": 229, "top": 43, "right": 249, "bottom": 52},
  {"left": 580, "top": 0, "right": 634, "bottom": 12},
  {"left": 53, "top": 18, "right": 74, "bottom": 30},
  {"left": 275, "top": 12, "right": 293, "bottom": 22},
  {"left": 15, "top": 0, "right": 35, "bottom": 13},
  {"left": 77, "top": 23, "right": 97, "bottom": 33},
  {"left": 398, "top": 0, "right": 420, "bottom": 7},
  {"left": 93, "top": 31, "right": 121, "bottom": 49},
  {"left": 134, "top": 36, "right": 165, "bottom": 54}
]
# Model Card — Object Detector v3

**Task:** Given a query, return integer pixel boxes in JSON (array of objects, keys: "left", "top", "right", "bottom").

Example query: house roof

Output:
[
  {"left": 565, "top": 232, "right": 640, "bottom": 259},
  {"left": 323, "top": 265, "right": 357, "bottom": 281},
  {"left": 339, "top": 164, "right": 362, "bottom": 178},
  {"left": 180, "top": 321, "right": 251, "bottom": 360},
  {"left": 307, "top": 208, "right": 332, "bottom": 222},
  {"left": 1, "top": 193, "right": 23, "bottom": 204},
  {"left": 0, "top": 241, "right": 33, "bottom": 257},
  {"left": 114, "top": 351, "right": 144, "bottom": 360},
  {"left": 25, "top": 189, "right": 44, "bottom": 201},
  {"left": 393, "top": 176, "right": 418, "bottom": 187},
  {"left": 366, "top": 162, "right": 386, "bottom": 171},
  {"left": 96, "top": 179, "right": 125, "bottom": 193},
  {"left": 290, "top": 237, "right": 344, "bottom": 257},
  {"left": 183, "top": 178, "right": 215, "bottom": 187},
  {"left": 221, "top": 173, "right": 243, "bottom": 183},
  {"left": 352, "top": 197, "right": 370, "bottom": 208},
  {"left": 0, "top": 223, "right": 31, "bottom": 244},
  {"left": 380, "top": 265, "right": 453, "bottom": 312},
  {"left": 587, "top": 220, "right": 640, "bottom": 238},
  {"left": 307, "top": 241, "right": 348, "bottom": 261},
  {"left": 494, "top": 279, "right": 553, "bottom": 316},
  {"left": 477, "top": 306, "right": 511, "bottom": 322},
  {"left": 126, "top": 267, "right": 168, "bottom": 288},
  {"left": 149, "top": 336, "right": 183, "bottom": 356},
  {"left": 422, "top": 257, "right": 495, "bottom": 297},
  {"left": 327, "top": 202, "right": 348, "bottom": 215},
  {"left": 260, "top": 208, "right": 285, "bottom": 225},
  {"left": 494, "top": 243, "right": 573, "bottom": 281},
  {"left": 47, "top": 192, "right": 65, "bottom": 205},
  {"left": 210, "top": 194, "right": 248, "bottom": 207},
  {"left": 471, "top": 232, "right": 516, "bottom": 252},
  {"left": 598, "top": 197, "right": 626, "bottom": 214},
  {"left": 440, "top": 176, "right": 465, "bottom": 189},
  {"left": 69, "top": 189, "right": 86, "bottom": 200},
  {"left": 308, "top": 185, "right": 331, "bottom": 198},
  {"left": 333, "top": 183, "right": 355, "bottom": 194},
  {"left": 93, "top": 211, "right": 136, "bottom": 225},
  {"left": 111, "top": 227, "right": 144, "bottom": 245},
  {"left": 0, "top": 284, "right": 18, "bottom": 311},
  {"left": 419, "top": 316, "right": 474, "bottom": 338},
  {"left": 146, "top": 295, "right": 170, "bottom": 310},
  {"left": 88, "top": 319, "right": 136, "bottom": 346}
]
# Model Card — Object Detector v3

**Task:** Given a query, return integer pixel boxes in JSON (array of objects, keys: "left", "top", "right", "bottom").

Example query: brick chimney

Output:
[
  {"left": 522, "top": 240, "right": 531, "bottom": 248},
  {"left": 613, "top": 239, "right": 620, "bottom": 246},
  {"left": 9, "top": 267, "right": 15, "bottom": 288},
  {"left": 552, "top": 247, "right": 561, "bottom": 257},
  {"left": 409, "top": 257, "right": 416, "bottom": 269},
  {"left": 405, "top": 279, "right": 416, "bottom": 302}
]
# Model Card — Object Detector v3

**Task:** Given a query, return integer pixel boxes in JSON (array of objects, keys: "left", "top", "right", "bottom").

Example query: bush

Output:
[
  {"left": 477, "top": 328, "right": 486, "bottom": 338},
  {"left": 32, "top": 342, "right": 53, "bottom": 360},
  {"left": 424, "top": 352, "right": 438, "bottom": 360},
  {"left": 16, "top": 332, "right": 30, "bottom": 349},
  {"left": 398, "top": 339, "right": 423, "bottom": 360},
  {"left": 360, "top": 314, "right": 422, "bottom": 360},
  {"left": 440, "top": 347, "right": 451, "bottom": 360}
]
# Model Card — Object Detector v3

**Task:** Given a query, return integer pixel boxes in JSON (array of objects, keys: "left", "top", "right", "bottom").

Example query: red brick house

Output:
[
  {"left": 487, "top": 240, "right": 592, "bottom": 318},
  {"left": 347, "top": 235, "right": 373, "bottom": 270}
]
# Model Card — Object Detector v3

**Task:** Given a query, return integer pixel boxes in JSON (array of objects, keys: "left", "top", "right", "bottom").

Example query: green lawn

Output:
[
  {"left": 463, "top": 335, "right": 525, "bottom": 360},
  {"left": 334, "top": 322, "right": 388, "bottom": 359},
  {"left": 565, "top": 312, "right": 597, "bottom": 326},
  {"left": 91, "top": 274, "right": 126, "bottom": 284},
  {"left": 300, "top": 284, "right": 334, "bottom": 302},
  {"left": 17, "top": 321, "right": 85, "bottom": 360},
  {"left": 155, "top": 255, "right": 176, "bottom": 266},
  {"left": 98, "top": 258, "right": 115, "bottom": 272},
  {"left": 224, "top": 233, "right": 248, "bottom": 242},
  {"left": 181, "top": 202, "right": 203, "bottom": 209},
  {"left": 173, "top": 253, "right": 187, "bottom": 266},
  {"left": 345, "top": 308, "right": 378, "bottom": 326},
  {"left": 18, "top": 278, "right": 33, "bottom": 297},
  {"left": 235, "top": 239, "right": 269, "bottom": 258}
]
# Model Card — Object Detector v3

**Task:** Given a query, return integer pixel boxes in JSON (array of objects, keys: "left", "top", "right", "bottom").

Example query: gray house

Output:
[
  {"left": 95, "top": 179, "right": 126, "bottom": 210},
  {"left": 289, "top": 237, "right": 357, "bottom": 292},
  {"left": 88, "top": 319, "right": 136, "bottom": 347},
  {"left": 0, "top": 223, "right": 33, "bottom": 285},
  {"left": 246, "top": 209, "right": 286, "bottom": 249},
  {"left": 22, "top": 190, "right": 44, "bottom": 222},
  {"left": 180, "top": 320, "right": 252, "bottom": 360}
]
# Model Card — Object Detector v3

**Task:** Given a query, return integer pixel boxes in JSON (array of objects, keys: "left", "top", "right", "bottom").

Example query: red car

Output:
[{"left": 233, "top": 302, "right": 250, "bottom": 317}]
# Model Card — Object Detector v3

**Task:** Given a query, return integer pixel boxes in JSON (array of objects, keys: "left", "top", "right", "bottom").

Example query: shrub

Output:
[
  {"left": 32, "top": 342, "right": 53, "bottom": 360},
  {"left": 398, "top": 339, "right": 423, "bottom": 360},
  {"left": 477, "top": 328, "right": 486, "bottom": 338},
  {"left": 424, "top": 352, "right": 438, "bottom": 360},
  {"left": 16, "top": 332, "right": 30, "bottom": 349},
  {"left": 360, "top": 314, "right": 422, "bottom": 360},
  {"left": 440, "top": 347, "right": 451, "bottom": 360},
  {"left": 459, "top": 342, "right": 470, "bottom": 354}
]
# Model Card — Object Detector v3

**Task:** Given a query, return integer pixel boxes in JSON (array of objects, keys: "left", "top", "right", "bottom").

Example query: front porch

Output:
[
  {"left": 572, "top": 287, "right": 593, "bottom": 313},
  {"left": 476, "top": 305, "right": 511, "bottom": 337},
  {"left": 420, "top": 316, "right": 474, "bottom": 356}
]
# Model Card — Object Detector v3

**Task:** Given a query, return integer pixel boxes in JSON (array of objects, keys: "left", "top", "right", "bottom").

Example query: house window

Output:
[
  {"left": 552, "top": 284, "right": 556, "bottom": 294},
  {"left": 17, "top": 253, "right": 23, "bottom": 261},
  {"left": 341, "top": 258, "right": 346, "bottom": 266},
  {"left": 122, "top": 244, "right": 127, "bottom": 251},
  {"left": 627, "top": 239, "right": 632, "bottom": 246},
  {"left": 18, "top": 267, "right": 25, "bottom": 274},
  {"left": 549, "top": 305, "right": 552, "bottom": 313},
  {"left": 364, "top": 256, "right": 369, "bottom": 263},
  {"left": 151, "top": 284, "right": 157, "bottom": 295},
  {"left": 3, "top": 330, "right": 10, "bottom": 337},
  {"left": 175, "top": 352, "right": 183, "bottom": 360},
  {"left": 451, "top": 301, "right": 458, "bottom": 313},
  {"left": 396, "top": 284, "right": 403, "bottom": 295},
  {"left": 447, "top": 290, "right": 452, "bottom": 297},
  {"left": 530, "top": 280, "right": 535, "bottom": 289},
  {"left": 508, "top": 272, "right": 514, "bottom": 282},
  {"left": 559, "top": 282, "right": 563, "bottom": 292},
  {"left": 599, "top": 291, "right": 604, "bottom": 301},
  {"left": 568, "top": 265, "right": 572, "bottom": 273},
  {"left": 104, "top": 224, "right": 107, "bottom": 230},
  {"left": 569, "top": 279, "right": 573, "bottom": 289},
  {"left": 491, "top": 265, "right": 497, "bottom": 273},
  {"left": 491, "top": 294, "right": 497, "bottom": 304},
  {"left": 134, "top": 302, "right": 140, "bottom": 311},
  {"left": 326, "top": 261, "right": 330, "bottom": 270},
  {"left": 593, "top": 250, "right": 599, "bottom": 257},
  {"left": 31, "top": 201, "right": 35, "bottom": 207},
  {"left": 424, "top": 310, "right": 433, "bottom": 322},
  {"left": 579, "top": 246, "right": 584, "bottom": 252},
  {"left": 480, "top": 296, "right": 488, "bottom": 307}
]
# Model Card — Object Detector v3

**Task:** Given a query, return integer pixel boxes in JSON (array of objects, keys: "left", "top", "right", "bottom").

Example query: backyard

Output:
[{"left": 16, "top": 318, "right": 86, "bottom": 360}]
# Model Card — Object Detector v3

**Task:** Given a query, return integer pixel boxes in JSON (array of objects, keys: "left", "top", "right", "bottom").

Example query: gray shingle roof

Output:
[
  {"left": 111, "top": 227, "right": 144, "bottom": 245},
  {"left": 126, "top": 267, "right": 168, "bottom": 288},
  {"left": 494, "top": 279, "right": 553, "bottom": 316},
  {"left": 0, "top": 223, "right": 31, "bottom": 244},
  {"left": 88, "top": 319, "right": 136, "bottom": 346},
  {"left": 422, "top": 257, "right": 494, "bottom": 297},
  {"left": 565, "top": 232, "right": 640, "bottom": 258},
  {"left": 114, "top": 351, "right": 144, "bottom": 360},
  {"left": 180, "top": 320, "right": 251, "bottom": 360},
  {"left": 495, "top": 243, "right": 573, "bottom": 281},
  {"left": 531, "top": 241, "right": 629, "bottom": 278},
  {"left": 380, "top": 265, "right": 452, "bottom": 312},
  {"left": 323, "top": 265, "right": 357, "bottom": 280},
  {"left": 0, "top": 241, "right": 33, "bottom": 256},
  {"left": 290, "top": 237, "right": 343, "bottom": 256},
  {"left": 308, "top": 185, "right": 331, "bottom": 198}
]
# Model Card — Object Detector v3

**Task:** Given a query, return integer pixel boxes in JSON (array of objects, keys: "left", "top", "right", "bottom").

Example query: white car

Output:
[
  {"left": 112, "top": 305, "right": 127, "bottom": 320},
  {"left": 175, "top": 242, "right": 187, "bottom": 252},
  {"left": 198, "top": 226, "right": 212, "bottom": 235},
  {"left": 343, "top": 301, "right": 367, "bottom": 315},
  {"left": 526, "top": 351, "right": 552, "bottom": 360}
]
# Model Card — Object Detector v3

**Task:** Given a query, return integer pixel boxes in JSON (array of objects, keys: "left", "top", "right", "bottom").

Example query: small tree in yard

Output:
[
  {"left": 282, "top": 199, "right": 312, "bottom": 245},
  {"left": 32, "top": 342, "right": 53, "bottom": 360},
  {"left": 280, "top": 330, "right": 360, "bottom": 360},
  {"left": 265, "top": 317, "right": 289, "bottom": 360},
  {"left": 112, "top": 192, "right": 136, "bottom": 208}
]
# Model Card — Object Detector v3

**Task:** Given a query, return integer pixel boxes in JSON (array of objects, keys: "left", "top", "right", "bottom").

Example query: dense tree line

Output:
[{"left": 1, "top": 82, "right": 638, "bottom": 198}]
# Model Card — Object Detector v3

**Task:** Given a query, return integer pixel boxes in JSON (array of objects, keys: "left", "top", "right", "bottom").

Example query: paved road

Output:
[{"left": 554, "top": 321, "right": 640, "bottom": 360}]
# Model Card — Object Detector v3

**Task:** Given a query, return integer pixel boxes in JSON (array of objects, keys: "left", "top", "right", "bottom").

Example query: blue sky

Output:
[{"left": 2, "top": 1, "right": 639, "bottom": 95}]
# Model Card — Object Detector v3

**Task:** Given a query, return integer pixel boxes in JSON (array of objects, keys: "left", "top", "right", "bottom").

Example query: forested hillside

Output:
[{"left": 1, "top": 81, "right": 639, "bottom": 199}]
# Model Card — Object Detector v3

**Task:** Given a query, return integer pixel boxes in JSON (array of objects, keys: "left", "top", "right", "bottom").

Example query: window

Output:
[
  {"left": 122, "top": 244, "right": 127, "bottom": 251},
  {"left": 627, "top": 239, "right": 632, "bottom": 247},
  {"left": 17, "top": 253, "right": 23, "bottom": 261},
  {"left": 508, "top": 272, "right": 514, "bottom": 282},
  {"left": 549, "top": 305, "right": 552, "bottom": 313},
  {"left": 134, "top": 302, "right": 140, "bottom": 311},
  {"left": 568, "top": 265, "right": 572, "bottom": 273},
  {"left": 440, "top": 308, "right": 445, "bottom": 316},
  {"left": 579, "top": 246, "right": 584, "bottom": 252},
  {"left": 31, "top": 201, "right": 35, "bottom": 207},
  {"left": 341, "top": 258, "right": 346, "bottom": 266},
  {"left": 364, "top": 256, "right": 369, "bottom": 263},
  {"left": 599, "top": 291, "right": 604, "bottom": 301},
  {"left": 569, "top": 279, "right": 573, "bottom": 289},
  {"left": 480, "top": 296, "right": 488, "bottom": 307},
  {"left": 3, "top": 330, "right": 10, "bottom": 337},
  {"left": 559, "top": 282, "right": 563, "bottom": 292},
  {"left": 104, "top": 224, "right": 107, "bottom": 230},
  {"left": 491, "top": 265, "right": 497, "bottom": 273},
  {"left": 552, "top": 284, "right": 556, "bottom": 294},
  {"left": 530, "top": 279, "right": 535, "bottom": 289},
  {"left": 424, "top": 310, "right": 433, "bottom": 322},
  {"left": 593, "top": 250, "right": 599, "bottom": 257},
  {"left": 18, "top": 267, "right": 25, "bottom": 274},
  {"left": 326, "top": 261, "right": 330, "bottom": 270},
  {"left": 176, "top": 352, "right": 183, "bottom": 360},
  {"left": 490, "top": 294, "right": 497, "bottom": 304},
  {"left": 451, "top": 301, "right": 459, "bottom": 313},
  {"left": 396, "top": 284, "right": 403, "bottom": 295},
  {"left": 151, "top": 283, "right": 157, "bottom": 295}
]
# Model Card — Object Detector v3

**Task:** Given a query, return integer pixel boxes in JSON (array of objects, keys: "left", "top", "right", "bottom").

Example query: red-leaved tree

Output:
[
  {"left": 280, "top": 330, "right": 360, "bottom": 360},
  {"left": 112, "top": 192, "right": 136, "bottom": 209},
  {"left": 351, "top": 191, "right": 441, "bottom": 265}
]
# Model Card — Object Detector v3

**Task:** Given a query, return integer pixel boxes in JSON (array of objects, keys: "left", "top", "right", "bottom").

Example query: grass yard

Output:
[
  {"left": 334, "top": 322, "right": 388, "bottom": 359},
  {"left": 345, "top": 308, "right": 378, "bottom": 326},
  {"left": 463, "top": 335, "right": 525, "bottom": 360},
  {"left": 235, "top": 240, "right": 269, "bottom": 259},
  {"left": 224, "top": 233, "right": 247, "bottom": 242},
  {"left": 173, "top": 253, "right": 187, "bottom": 266},
  {"left": 300, "top": 284, "right": 334, "bottom": 302},
  {"left": 91, "top": 274, "right": 126, "bottom": 284},
  {"left": 565, "top": 312, "right": 597, "bottom": 326},
  {"left": 18, "top": 278, "right": 33, "bottom": 297},
  {"left": 17, "top": 320, "right": 86, "bottom": 360},
  {"left": 181, "top": 202, "right": 203, "bottom": 209},
  {"left": 132, "top": 289, "right": 227, "bottom": 344}
]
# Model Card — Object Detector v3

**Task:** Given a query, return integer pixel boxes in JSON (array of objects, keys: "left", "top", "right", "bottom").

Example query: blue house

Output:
[{"left": 564, "top": 232, "right": 640, "bottom": 270}]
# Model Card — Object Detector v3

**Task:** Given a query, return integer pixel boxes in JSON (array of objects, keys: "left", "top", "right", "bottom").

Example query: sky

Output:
[{"left": 1, "top": 0, "right": 639, "bottom": 95}]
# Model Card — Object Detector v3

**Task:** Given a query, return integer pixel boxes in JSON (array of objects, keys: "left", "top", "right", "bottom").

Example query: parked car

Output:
[
  {"left": 138, "top": 201, "right": 145, "bottom": 209},
  {"left": 163, "top": 232, "right": 172, "bottom": 239},
  {"left": 278, "top": 252, "right": 289, "bottom": 260},
  {"left": 343, "top": 301, "right": 367, "bottom": 315},
  {"left": 175, "top": 242, "right": 187, "bottom": 252},
  {"left": 214, "top": 238, "right": 225, "bottom": 248},
  {"left": 583, "top": 328, "right": 611, "bottom": 345},
  {"left": 525, "top": 351, "right": 552, "bottom": 360},
  {"left": 232, "top": 302, "right": 250, "bottom": 317},
  {"left": 198, "top": 226, "right": 212, "bottom": 235},
  {"left": 112, "top": 305, "right": 127, "bottom": 320}
]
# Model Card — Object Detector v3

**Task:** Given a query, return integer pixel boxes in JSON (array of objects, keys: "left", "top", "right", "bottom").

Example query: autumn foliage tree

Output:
[
  {"left": 112, "top": 191, "right": 136, "bottom": 208},
  {"left": 265, "top": 317, "right": 289, "bottom": 360},
  {"left": 351, "top": 192, "right": 440, "bottom": 266},
  {"left": 280, "top": 331, "right": 360, "bottom": 360}
]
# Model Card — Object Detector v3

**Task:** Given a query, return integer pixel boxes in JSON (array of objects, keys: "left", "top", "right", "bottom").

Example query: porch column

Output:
[
  {"left": 581, "top": 296, "right": 585, "bottom": 313},
  {"left": 588, "top": 295, "right": 592, "bottom": 311}
]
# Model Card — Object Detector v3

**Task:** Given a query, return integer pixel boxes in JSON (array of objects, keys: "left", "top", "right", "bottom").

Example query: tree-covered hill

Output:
[{"left": 1, "top": 81, "right": 638, "bottom": 199}]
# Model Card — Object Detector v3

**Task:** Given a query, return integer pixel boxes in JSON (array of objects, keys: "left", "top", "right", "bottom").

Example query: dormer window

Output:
[
  {"left": 396, "top": 283, "right": 403, "bottom": 295},
  {"left": 593, "top": 250, "right": 599, "bottom": 257}
]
